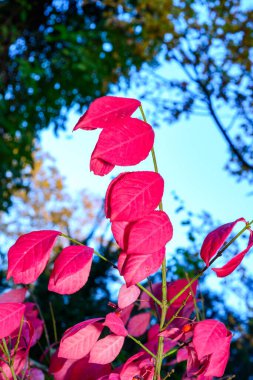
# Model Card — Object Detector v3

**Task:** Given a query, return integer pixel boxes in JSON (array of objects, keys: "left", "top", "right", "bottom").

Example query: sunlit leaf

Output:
[
  {"left": 7, "top": 230, "right": 61, "bottom": 284},
  {"left": 48, "top": 245, "right": 93, "bottom": 294},
  {"left": 0, "top": 303, "right": 25, "bottom": 339},
  {"left": 73, "top": 96, "right": 141, "bottom": 131},
  {"left": 106, "top": 171, "right": 164, "bottom": 222},
  {"left": 89, "top": 335, "right": 125, "bottom": 365},
  {"left": 90, "top": 118, "right": 154, "bottom": 175}
]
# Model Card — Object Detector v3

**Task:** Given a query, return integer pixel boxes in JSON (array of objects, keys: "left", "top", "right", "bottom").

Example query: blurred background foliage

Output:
[{"left": 0, "top": 0, "right": 253, "bottom": 378}]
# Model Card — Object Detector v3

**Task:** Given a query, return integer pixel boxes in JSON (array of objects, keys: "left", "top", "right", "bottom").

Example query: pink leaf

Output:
[
  {"left": 117, "top": 252, "right": 127, "bottom": 274},
  {"left": 103, "top": 313, "right": 128, "bottom": 337},
  {"left": 7, "top": 230, "right": 61, "bottom": 284},
  {"left": 167, "top": 279, "right": 198, "bottom": 307},
  {"left": 118, "top": 284, "right": 140, "bottom": 309},
  {"left": 204, "top": 334, "right": 232, "bottom": 377},
  {"left": 0, "top": 303, "right": 25, "bottom": 339},
  {"left": 119, "top": 304, "right": 134, "bottom": 325},
  {"left": 89, "top": 335, "right": 125, "bottom": 365},
  {"left": 48, "top": 245, "right": 93, "bottom": 294},
  {"left": 89, "top": 159, "right": 115, "bottom": 176},
  {"left": 111, "top": 221, "right": 129, "bottom": 249},
  {"left": 105, "top": 171, "right": 164, "bottom": 222},
  {"left": 90, "top": 118, "right": 154, "bottom": 176},
  {"left": 0, "top": 288, "right": 26, "bottom": 303},
  {"left": 200, "top": 218, "right": 246, "bottom": 266},
  {"left": 121, "top": 247, "right": 165, "bottom": 286},
  {"left": 212, "top": 229, "right": 253, "bottom": 277},
  {"left": 124, "top": 211, "right": 173, "bottom": 254},
  {"left": 59, "top": 319, "right": 103, "bottom": 360},
  {"left": 120, "top": 352, "right": 146, "bottom": 380},
  {"left": 127, "top": 313, "right": 150, "bottom": 337},
  {"left": 73, "top": 96, "right": 141, "bottom": 131},
  {"left": 193, "top": 320, "right": 230, "bottom": 360}
]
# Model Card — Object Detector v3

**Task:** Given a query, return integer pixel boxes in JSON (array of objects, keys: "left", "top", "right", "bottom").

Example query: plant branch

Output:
[
  {"left": 140, "top": 104, "right": 168, "bottom": 380},
  {"left": 169, "top": 220, "right": 253, "bottom": 307},
  {"left": 127, "top": 334, "right": 156, "bottom": 359}
]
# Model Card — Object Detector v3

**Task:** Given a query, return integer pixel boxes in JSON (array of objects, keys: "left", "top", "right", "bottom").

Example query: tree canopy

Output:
[{"left": 1, "top": 0, "right": 252, "bottom": 211}]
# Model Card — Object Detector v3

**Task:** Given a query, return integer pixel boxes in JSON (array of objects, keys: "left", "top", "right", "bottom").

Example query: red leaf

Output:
[
  {"left": 121, "top": 247, "right": 165, "bottom": 286},
  {"left": 103, "top": 313, "right": 128, "bottom": 337},
  {"left": 48, "top": 245, "right": 93, "bottom": 294},
  {"left": 105, "top": 171, "right": 164, "bottom": 222},
  {"left": 73, "top": 96, "right": 141, "bottom": 131},
  {"left": 89, "top": 159, "right": 115, "bottom": 176},
  {"left": 0, "top": 288, "right": 26, "bottom": 303},
  {"left": 120, "top": 304, "right": 134, "bottom": 325},
  {"left": 212, "top": 229, "right": 253, "bottom": 277},
  {"left": 59, "top": 319, "right": 103, "bottom": 359},
  {"left": 167, "top": 279, "right": 198, "bottom": 307},
  {"left": 89, "top": 334, "right": 125, "bottom": 365},
  {"left": 120, "top": 352, "right": 146, "bottom": 380},
  {"left": 118, "top": 252, "right": 127, "bottom": 274},
  {"left": 200, "top": 218, "right": 246, "bottom": 266},
  {"left": 125, "top": 211, "right": 173, "bottom": 254},
  {"left": 90, "top": 118, "right": 154, "bottom": 176},
  {"left": 127, "top": 313, "right": 150, "bottom": 337},
  {"left": 193, "top": 320, "right": 230, "bottom": 360},
  {"left": 204, "top": 334, "right": 232, "bottom": 377},
  {"left": 7, "top": 230, "right": 60, "bottom": 284},
  {"left": 111, "top": 221, "right": 129, "bottom": 249},
  {"left": 0, "top": 303, "right": 25, "bottom": 339},
  {"left": 118, "top": 284, "right": 140, "bottom": 309}
]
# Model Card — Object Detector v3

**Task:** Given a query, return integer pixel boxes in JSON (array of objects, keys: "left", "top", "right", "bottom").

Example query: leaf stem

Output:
[
  {"left": 127, "top": 334, "right": 156, "bottom": 359},
  {"left": 137, "top": 283, "right": 162, "bottom": 307},
  {"left": 49, "top": 302, "right": 58, "bottom": 343},
  {"left": 60, "top": 233, "right": 117, "bottom": 268},
  {"left": 162, "top": 291, "right": 192, "bottom": 332}
]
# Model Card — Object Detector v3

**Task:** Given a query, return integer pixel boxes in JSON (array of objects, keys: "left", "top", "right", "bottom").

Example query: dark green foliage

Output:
[{"left": 0, "top": 0, "right": 157, "bottom": 211}]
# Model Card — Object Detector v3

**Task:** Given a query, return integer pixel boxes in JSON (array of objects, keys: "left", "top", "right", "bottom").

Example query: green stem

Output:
[
  {"left": 49, "top": 302, "right": 58, "bottom": 343},
  {"left": 29, "top": 291, "right": 51, "bottom": 357},
  {"left": 1, "top": 339, "right": 17, "bottom": 380},
  {"left": 163, "top": 346, "right": 179, "bottom": 359},
  {"left": 185, "top": 272, "right": 200, "bottom": 321},
  {"left": 140, "top": 104, "right": 167, "bottom": 379},
  {"left": 1, "top": 339, "right": 10, "bottom": 361},
  {"left": 13, "top": 315, "right": 24, "bottom": 356},
  {"left": 137, "top": 283, "right": 162, "bottom": 307},
  {"left": 169, "top": 220, "right": 253, "bottom": 307},
  {"left": 60, "top": 233, "right": 117, "bottom": 268},
  {"left": 9, "top": 365, "right": 17, "bottom": 380},
  {"left": 127, "top": 334, "right": 156, "bottom": 359},
  {"left": 162, "top": 292, "right": 192, "bottom": 332}
]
